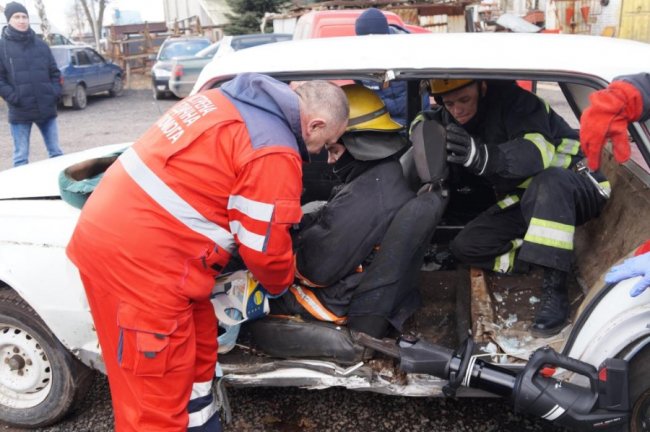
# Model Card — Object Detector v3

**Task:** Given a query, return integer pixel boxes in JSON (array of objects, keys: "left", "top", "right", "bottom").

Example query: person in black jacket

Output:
[
  {"left": 270, "top": 84, "right": 415, "bottom": 337},
  {"left": 420, "top": 79, "right": 609, "bottom": 337},
  {"left": 0, "top": 2, "right": 63, "bottom": 167}
]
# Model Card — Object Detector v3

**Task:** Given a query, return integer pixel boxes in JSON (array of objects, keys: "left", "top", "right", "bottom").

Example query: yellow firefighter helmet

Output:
[
  {"left": 428, "top": 79, "right": 475, "bottom": 96},
  {"left": 342, "top": 84, "right": 402, "bottom": 132}
]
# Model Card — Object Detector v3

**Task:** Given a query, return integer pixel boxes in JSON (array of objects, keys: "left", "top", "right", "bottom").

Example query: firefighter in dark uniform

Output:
[
  {"left": 270, "top": 84, "right": 416, "bottom": 338},
  {"left": 421, "top": 79, "right": 610, "bottom": 337}
]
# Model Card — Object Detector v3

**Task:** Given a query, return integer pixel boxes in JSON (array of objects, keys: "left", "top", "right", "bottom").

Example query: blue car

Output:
[{"left": 51, "top": 45, "right": 124, "bottom": 110}]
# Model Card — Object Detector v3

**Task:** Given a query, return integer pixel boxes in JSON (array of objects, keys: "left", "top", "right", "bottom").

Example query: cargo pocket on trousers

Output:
[{"left": 116, "top": 302, "right": 178, "bottom": 377}]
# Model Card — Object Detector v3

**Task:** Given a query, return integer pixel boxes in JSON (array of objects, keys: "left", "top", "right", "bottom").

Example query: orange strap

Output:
[
  {"left": 289, "top": 285, "right": 347, "bottom": 325},
  {"left": 294, "top": 265, "right": 327, "bottom": 288}
]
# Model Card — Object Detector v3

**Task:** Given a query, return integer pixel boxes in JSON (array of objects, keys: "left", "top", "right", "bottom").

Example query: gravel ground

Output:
[
  {"left": 0, "top": 85, "right": 570, "bottom": 431},
  {"left": 0, "top": 81, "right": 176, "bottom": 171},
  {"left": 0, "top": 373, "right": 567, "bottom": 432}
]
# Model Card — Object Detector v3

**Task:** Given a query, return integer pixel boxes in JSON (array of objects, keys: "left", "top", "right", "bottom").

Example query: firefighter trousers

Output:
[
  {"left": 80, "top": 274, "right": 221, "bottom": 432},
  {"left": 450, "top": 167, "right": 608, "bottom": 273}
]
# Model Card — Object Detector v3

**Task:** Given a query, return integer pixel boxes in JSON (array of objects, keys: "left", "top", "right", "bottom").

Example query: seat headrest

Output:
[{"left": 409, "top": 115, "right": 449, "bottom": 186}]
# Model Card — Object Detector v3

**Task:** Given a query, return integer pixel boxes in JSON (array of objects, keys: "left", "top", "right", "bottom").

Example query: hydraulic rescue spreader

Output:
[{"left": 354, "top": 333, "right": 630, "bottom": 431}]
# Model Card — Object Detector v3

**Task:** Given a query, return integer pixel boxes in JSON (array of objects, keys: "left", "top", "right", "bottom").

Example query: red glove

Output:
[{"left": 580, "top": 81, "right": 643, "bottom": 170}]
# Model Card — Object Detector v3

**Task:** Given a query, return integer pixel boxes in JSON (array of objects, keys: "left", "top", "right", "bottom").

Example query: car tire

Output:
[
  {"left": 628, "top": 343, "right": 650, "bottom": 431},
  {"left": 109, "top": 75, "right": 124, "bottom": 97},
  {"left": 0, "top": 289, "right": 94, "bottom": 428},
  {"left": 153, "top": 85, "right": 165, "bottom": 100},
  {"left": 72, "top": 85, "right": 87, "bottom": 110}
]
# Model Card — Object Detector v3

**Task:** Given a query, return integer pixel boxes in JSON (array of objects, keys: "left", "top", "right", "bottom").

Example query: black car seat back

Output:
[{"left": 402, "top": 114, "right": 449, "bottom": 195}]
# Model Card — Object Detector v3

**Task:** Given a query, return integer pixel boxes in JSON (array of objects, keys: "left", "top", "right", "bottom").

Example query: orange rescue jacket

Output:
[{"left": 67, "top": 74, "right": 305, "bottom": 314}]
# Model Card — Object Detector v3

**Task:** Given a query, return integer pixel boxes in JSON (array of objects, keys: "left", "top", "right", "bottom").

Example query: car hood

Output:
[{"left": 0, "top": 143, "right": 129, "bottom": 200}]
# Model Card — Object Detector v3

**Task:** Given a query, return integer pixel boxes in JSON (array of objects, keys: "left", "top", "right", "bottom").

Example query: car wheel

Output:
[
  {"left": 628, "top": 344, "right": 650, "bottom": 431},
  {"left": 0, "top": 289, "right": 94, "bottom": 428},
  {"left": 72, "top": 85, "right": 87, "bottom": 110},
  {"left": 109, "top": 75, "right": 124, "bottom": 97},
  {"left": 153, "top": 85, "right": 164, "bottom": 100}
]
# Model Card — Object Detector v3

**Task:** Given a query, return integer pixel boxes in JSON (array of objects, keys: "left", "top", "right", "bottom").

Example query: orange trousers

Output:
[{"left": 81, "top": 274, "right": 218, "bottom": 432}]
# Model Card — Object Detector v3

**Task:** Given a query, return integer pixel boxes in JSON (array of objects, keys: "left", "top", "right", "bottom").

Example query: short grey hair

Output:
[{"left": 295, "top": 81, "right": 349, "bottom": 127}]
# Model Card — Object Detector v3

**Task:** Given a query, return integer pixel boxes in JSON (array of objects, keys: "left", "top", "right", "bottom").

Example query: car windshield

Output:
[
  {"left": 159, "top": 40, "right": 210, "bottom": 60},
  {"left": 51, "top": 49, "right": 69, "bottom": 68},
  {"left": 195, "top": 42, "right": 221, "bottom": 58}
]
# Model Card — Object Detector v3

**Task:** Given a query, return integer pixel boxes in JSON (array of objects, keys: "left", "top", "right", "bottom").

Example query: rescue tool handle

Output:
[
  {"left": 528, "top": 347, "right": 599, "bottom": 393},
  {"left": 575, "top": 159, "right": 610, "bottom": 199}
]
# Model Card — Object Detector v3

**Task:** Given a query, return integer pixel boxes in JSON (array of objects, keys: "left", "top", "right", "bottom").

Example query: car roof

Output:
[
  {"left": 301, "top": 9, "right": 403, "bottom": 18},
  {"left": 197, "top": 33, "right": 650, "bottom": 90},
  {"left": 163, "top": 36, "right": 211, "bottom": 43},
  {"left": 232, "top": 33, "right": 292, "bottom": 40}
]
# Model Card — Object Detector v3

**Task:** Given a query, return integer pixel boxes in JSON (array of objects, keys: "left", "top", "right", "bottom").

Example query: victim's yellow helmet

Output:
[
  {"left": 428, "top": 79, "right": 475, "bottom": 96},
  {"left": 342, "top": 84, "right": 402, "bottom": 132}
]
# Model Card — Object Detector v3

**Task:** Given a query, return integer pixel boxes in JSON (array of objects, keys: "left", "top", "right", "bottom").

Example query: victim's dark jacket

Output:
[
  {"left": 0, "top": 25, "right": 61, "bottom": 123},
  {"left": 294, "top": 157, "right": 415, "bottom": 315}
]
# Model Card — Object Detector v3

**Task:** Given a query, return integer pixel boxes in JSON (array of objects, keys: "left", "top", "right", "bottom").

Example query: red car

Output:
[{"left": 293, "top": 9, "right": 429, "bottom": 40}]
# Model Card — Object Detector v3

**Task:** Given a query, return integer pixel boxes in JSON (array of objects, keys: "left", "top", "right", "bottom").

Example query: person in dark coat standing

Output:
[{"left": 0, "top": 2, "right": 63, "bottom": 167}]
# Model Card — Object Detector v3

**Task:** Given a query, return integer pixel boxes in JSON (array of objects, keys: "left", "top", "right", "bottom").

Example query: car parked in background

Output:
[
  {"left": 151, "top": 36, "right": 211, "bottom": 99},
  {"left": 50, "top": 45, "right": 124, "bottom": 110},
  {"left": 169, "top": 33, "right": 291, "bottom": 98}
]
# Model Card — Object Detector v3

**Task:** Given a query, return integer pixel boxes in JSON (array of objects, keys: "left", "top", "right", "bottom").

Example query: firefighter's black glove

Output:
[{"left": 445, "top": 124, "right": 489, "bottom": 175}]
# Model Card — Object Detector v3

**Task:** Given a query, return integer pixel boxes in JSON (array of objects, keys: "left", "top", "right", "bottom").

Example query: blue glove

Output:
[{"left": 605, "top": 252, "right": 650, "bottom": 297}]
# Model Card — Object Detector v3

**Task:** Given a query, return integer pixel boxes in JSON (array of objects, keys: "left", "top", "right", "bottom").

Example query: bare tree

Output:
[
  {"left": 34, "top": 0, "right": 51, "bottom": 43},
  {"left": 66, "top": 1, "right": 88, "bottom": 40},
  {"left": 79, "top": 0, "right": 109, "bottom": 50}
]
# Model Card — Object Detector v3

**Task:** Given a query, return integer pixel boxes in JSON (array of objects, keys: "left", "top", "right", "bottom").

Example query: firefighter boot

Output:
[{"left": 531, "top": 267, "right": 569, "bottom": 338}]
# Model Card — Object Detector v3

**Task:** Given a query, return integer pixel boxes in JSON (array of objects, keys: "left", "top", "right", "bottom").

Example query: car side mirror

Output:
[{"left": 148, "top": 54, "right": 156, "bottom": 61}]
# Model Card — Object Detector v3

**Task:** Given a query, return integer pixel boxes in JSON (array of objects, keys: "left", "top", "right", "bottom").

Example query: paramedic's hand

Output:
[
  {"left": 445, "top": 124, "right": 489, "bottom": 175},
  {"left": 580, "top": 81, "right": 643, "bottom": 170},
  {"left": 605, "top": 252, "right": 650, "bottom": 297}
]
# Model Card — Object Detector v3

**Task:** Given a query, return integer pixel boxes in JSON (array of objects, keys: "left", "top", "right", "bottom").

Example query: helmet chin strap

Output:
[{"left": 332, "top": 151, "right": 357, "bottom": 181}]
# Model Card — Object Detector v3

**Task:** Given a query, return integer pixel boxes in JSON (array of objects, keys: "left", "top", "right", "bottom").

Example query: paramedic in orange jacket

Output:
[{"left": 66, "top": 73, "right": 348, "bottom": 432}]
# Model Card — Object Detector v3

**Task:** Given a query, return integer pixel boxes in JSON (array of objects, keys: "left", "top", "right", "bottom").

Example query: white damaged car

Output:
[{"left": 0, "top": 33, "right": 649, "bottom": 430}]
